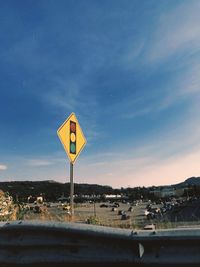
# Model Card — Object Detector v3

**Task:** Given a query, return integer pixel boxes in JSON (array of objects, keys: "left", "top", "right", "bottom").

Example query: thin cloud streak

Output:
[{"left": 27, "top": 159, "right": 53, "bottom": 167}]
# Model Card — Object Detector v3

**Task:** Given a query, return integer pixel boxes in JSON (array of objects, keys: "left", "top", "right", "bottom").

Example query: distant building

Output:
[
  {"left": 151, "top": 186, "right": 185, "bottom": 198},
  {"left": 104, "top": 194, "right": 123, "bottom": 201},
  {"left": 103, "top": 194, "right": 129, "bottom": 201}
]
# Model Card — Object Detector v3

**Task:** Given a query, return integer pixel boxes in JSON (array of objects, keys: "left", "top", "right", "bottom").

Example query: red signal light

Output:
[{"left": 70, "top": 122, "right": 76, "bottom": 133}]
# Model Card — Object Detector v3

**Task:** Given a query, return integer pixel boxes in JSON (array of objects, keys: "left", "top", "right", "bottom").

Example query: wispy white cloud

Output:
[
  {"left": 0, "top": 164, "right": 7, "bottom": 171},
  {"left": 43, "top": 78, "right": 80, "bottom": 111},
  {"left": 150, "top": 69, "right": 200, "bottom": 114},
  {"left": 120, "top": 39, "right": 145, "bottom": 68},
  {"left": 0, "top": 154, "right": 68, "bottom": 182},
  {"left": 121, "top": 106, "right": 152, "bottom": 119},
  {"left": 146, "top": 1, "right": 200, "bottom": 64},
  {"left": 157, "top": 66, "right": 199, "bottom": 116},
  {"left": 118, "top": 1, "right": 200, "bottom": 115},
  {"left": 27, "top": 159, "right": 53, "bottom": 167}
]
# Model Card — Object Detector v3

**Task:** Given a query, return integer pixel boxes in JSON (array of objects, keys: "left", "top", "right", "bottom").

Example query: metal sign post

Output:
[
  {"left": 70, "top": 162, "right": 74, "bottom": 217},
  {"left": 57, "top": 112, "right": 86, "bottom": 220}
]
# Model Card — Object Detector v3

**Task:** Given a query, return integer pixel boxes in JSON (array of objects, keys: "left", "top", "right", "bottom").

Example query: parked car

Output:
[
  {"left": 121, "top": 214, "right": 130, "bottom": 220},
  {"left": 118, "top": 210, "right": 126, "bottom": 215},
  {"left": 100, "top": 204, "right": 108, "bottom": 208},
  {"left": 111, "top": 207, "right": 117, "bottom": 211},
  {"left": 110, "top": 203, "right": 119, "bottom": 208},
  {"left": 143, "top": 224, "right": 156, "bottom": 230}
]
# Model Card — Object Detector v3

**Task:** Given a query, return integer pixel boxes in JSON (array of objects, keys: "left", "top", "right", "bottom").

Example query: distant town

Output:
[{"left": 0, "top": 176, "right": 199, "bottom": 204}]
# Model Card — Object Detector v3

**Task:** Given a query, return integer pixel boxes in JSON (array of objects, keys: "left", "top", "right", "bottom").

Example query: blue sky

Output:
[{"left": 1, "top": 0, "right": 200, "bottom": 188}]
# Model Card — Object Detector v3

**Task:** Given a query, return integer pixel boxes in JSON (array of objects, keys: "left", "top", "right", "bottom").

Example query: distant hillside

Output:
[
  {"left": 175, "top": 177, "right": 200, "bottom": 188},
  {"left": 0, "top": 180, "right": 116, "bottom": 202},
  {"left": 1, "top": 176, "right": 200, "bottom": 203}
]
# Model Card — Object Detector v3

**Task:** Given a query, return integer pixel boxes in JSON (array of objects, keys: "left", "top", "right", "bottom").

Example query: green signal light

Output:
[{"left": 70, "top": 143, "right": 76, "bottom": 154}]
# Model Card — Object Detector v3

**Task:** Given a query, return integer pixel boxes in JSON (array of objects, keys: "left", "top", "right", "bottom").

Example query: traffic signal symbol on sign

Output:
[
  {"left": 57, "top": 113, "right": 86, "bottom": 164},
  {"left": 70, "top": 120, "right": 76, "bottom": 154}
]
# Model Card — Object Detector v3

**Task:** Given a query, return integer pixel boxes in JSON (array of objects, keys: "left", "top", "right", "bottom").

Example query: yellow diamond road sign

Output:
[{"left": 57, "top": 112, "right": 86, "bottom": 164}]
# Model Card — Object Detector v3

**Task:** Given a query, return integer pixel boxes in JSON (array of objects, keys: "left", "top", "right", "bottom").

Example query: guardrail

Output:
[{"left": 0, "top": 220, "right": 199, "bottom": 266}]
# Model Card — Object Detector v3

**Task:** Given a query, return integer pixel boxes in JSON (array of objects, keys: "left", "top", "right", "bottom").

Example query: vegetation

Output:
[{"left": 86, "top": 216, "right": 100, "bottom": 225}]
